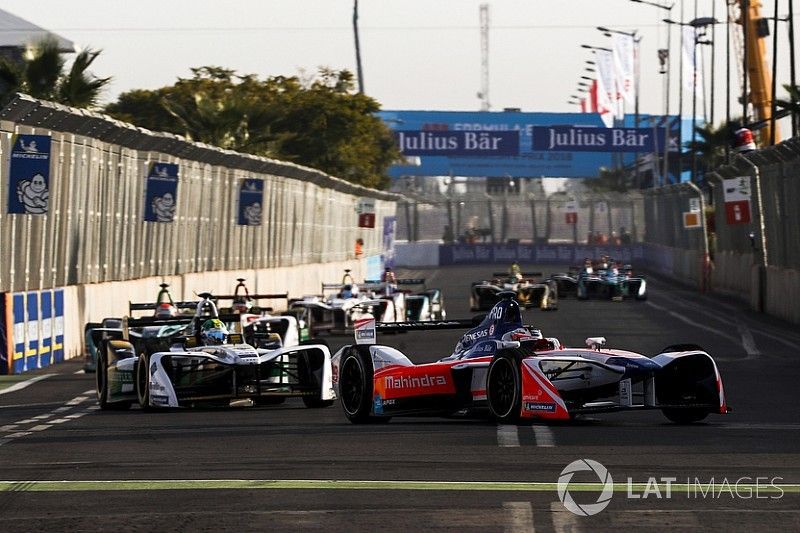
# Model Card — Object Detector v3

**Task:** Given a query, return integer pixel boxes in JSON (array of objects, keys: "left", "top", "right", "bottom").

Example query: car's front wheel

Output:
[
  {"left": 135, "top": 353, "right": 153, "bottom": 411},
  {"left": 96, "top": 342, "right": 131, "bottom": 410},
  {"left": 339, "top": 346, "right": 389, "bottom": 423},
  {"left": 487, "top": 351, "right": 522, "bottom": 423}
]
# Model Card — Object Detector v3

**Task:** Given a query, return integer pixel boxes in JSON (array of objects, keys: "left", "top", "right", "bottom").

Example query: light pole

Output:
[{"left": 630, "top": 0, "right": 674, "bottom": 187}]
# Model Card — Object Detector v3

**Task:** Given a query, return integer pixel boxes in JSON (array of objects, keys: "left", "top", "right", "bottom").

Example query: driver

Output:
[
  {"left": 200, "top": 319, "right": 229, "bottom": 345},
  {"left": 155, "top": 302, "right": 177, "bottom": 318},
  {"left": 509, "top": 262, "right": 522, "bottom": 281},
  {"left": 381, "top": 267, "right": 398, "bottom": 295},
  {"left": 340, "top": 284, "right": 355, "bottom": 299}
]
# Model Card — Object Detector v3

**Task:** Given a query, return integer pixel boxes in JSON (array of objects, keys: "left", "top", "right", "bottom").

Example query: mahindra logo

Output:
[{"left": 384, "top": 374, "right": 447, "bottom": 389}]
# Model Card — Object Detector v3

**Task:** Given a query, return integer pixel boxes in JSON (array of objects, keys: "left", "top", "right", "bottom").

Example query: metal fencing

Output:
[
  {"left": 0, "top": 94, "right": 399, "bottom": 293},
  {"left": 397, "top": 192, "right": 645, "bottom": 246}
]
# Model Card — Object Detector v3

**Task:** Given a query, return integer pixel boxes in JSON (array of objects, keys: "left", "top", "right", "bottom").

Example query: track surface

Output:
[{"left": 2, "top": 264, "right": 800, "bottom": 532}]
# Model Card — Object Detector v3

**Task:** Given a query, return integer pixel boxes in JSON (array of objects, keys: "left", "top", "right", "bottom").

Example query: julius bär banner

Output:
[
  {"left": 8, "top": 134, "right": 51, "bottom": 215},
  {"left": 532, "top": 126, "right": 667, "bottom": 153},
  {"left": 144, "top": 163, "right": 179, "bottom": 223},
  {"left": 396, "top": 130, "right": 519, "bottom": 156}
]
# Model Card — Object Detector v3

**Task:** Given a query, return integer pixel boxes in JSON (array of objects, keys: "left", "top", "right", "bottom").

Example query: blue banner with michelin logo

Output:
[
  {"left": 439, "top": 244, "right": 645, "bottom": 265},
  {"left": 532, "top": 126, "right": 666, "bottom": 153},
  {"left": 7, "top": 134, "right": 51, "bottom": 215},
  {"left": 237, "top": 179, "right": 263, "bottom": 226},
  {"left": 143, "top": 163, "right": 179, "bottom": 222}
]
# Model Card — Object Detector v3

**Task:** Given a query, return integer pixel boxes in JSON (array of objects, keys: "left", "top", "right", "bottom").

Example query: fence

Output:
[
  {"left": 397, "top": 191, "right": 645, "bottom": 246},
  {"left": 0, "top": 94, "right": 399, "bottom": 294}
]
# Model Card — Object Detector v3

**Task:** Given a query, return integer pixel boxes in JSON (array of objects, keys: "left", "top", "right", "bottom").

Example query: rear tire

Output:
[
  {"left": 96, "top": 342, "right": 131, "bottom": 410},
  {"left": 338, "top": 346, "right": 390, "bottom": 423},
  {"left": 662, "top": 408, "right": 709, "bottom": 424},
  {"left": 486, "top": 351, "right": 522, "bottom": 423}
]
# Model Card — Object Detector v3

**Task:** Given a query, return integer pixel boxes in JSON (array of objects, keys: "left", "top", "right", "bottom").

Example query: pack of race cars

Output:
[{"left": 85, "top": 263, "right": 729, "bottom": 426}]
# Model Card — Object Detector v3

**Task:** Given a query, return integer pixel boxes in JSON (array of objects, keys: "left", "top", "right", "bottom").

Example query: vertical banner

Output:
[
  {"left": 565, "top": 201, "right": 578, "bottom": 224},
  {"left": 682, "top": 26, "right": 703, "bottom": 105},
  {"left": 1, "top": 294, "right": 7, "bottom": 374},
  {"left": 53, "top": 289, "right": 64, "bottom": 363},
  {"left": 7, "top": 134, "right": 51, "bottom": 215},
  {"left": 25, "top": 291, "right": 39, "bottom": 371},
  {"left": 237, "top": 178, "right": 264, "bottom": 226},
  {"left": 357, "top": 198, "right": 376, "bottom": 228},
  {"left": 382, "top": 216, "right": 397, "bottom": 269},
  {"left": 39, "top": 290, "right": 53, "bottom": 367},
  {"left": 143, "top": 162, "right": 179, "bottom": 222},
  {"left": 11, "top": 293, "right": 24, "bottom": 374},
  {"left": 594, "top": 50, "right": 618, "bottom": 126},
  {"left": 612, "top": 34, "right": 635, "bottom": 105}
]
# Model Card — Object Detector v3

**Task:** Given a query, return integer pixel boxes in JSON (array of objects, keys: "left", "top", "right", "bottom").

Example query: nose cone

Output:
[{"left": 607, "top": 356, "right": 661, "bottom": 376}]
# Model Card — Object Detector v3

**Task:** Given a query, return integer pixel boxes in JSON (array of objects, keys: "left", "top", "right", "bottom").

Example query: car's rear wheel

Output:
[
  {"left": 96, "top": 342, "right": 131, "bottom": 410},
  {"left": 487, "top": 351, "right": 522, "bottom": 423},
  {"left": 662, "top": 408, "right": 709, "bottom": 424},
  {"left": 339, "top": 346, "right": 389, "bottom": 423}
]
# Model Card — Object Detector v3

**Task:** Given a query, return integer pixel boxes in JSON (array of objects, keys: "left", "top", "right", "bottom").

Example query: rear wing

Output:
[
  {"left": 129, "top": 301, "right": 198, "bottom": 313},
  {"left": 363, "top": 278, "right": 426, "bottom": 286},
  {"left": 354, "top": 317, "right": 482, "bottom": 344},
  {"left": 214, "top": 293, "right": 288, "bottom": 301},
  {"left": 492, "top": 272, "right": 542, "bottom": 278}
]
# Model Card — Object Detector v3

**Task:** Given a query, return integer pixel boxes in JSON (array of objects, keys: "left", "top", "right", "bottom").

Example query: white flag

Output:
[
  {"left": 595, "top": 49, "right": 622, "bottom": 120},
  {"left": 594, "top": 64, "right": 615, "bottom": 127},
  {"left": 682, "top": 26, "right": 703, "bottom": 105},
  {"left": 612, "top": 34, "right": 635, "bottom": 105}
]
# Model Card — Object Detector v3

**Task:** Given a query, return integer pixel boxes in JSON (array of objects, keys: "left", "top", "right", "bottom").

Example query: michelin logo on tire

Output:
[{"left": 557, "top": 458, "right": 614, "bottom": 516}]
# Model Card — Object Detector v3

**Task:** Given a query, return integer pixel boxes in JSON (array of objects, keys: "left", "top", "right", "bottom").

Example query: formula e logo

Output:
[{"left": 557, "top": 459, "right": 614, "bottom": 516}]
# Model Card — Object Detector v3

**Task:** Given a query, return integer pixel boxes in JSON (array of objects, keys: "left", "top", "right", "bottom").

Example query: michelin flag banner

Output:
[
  {"left": 7, "top": 134, "right": 51, "bottom": 215},
  {"left": 144, "top": 163, "right": 179, "bottom": 222},
  {"left": 237, "top": 178, "right": 263, "bottom": 226}
]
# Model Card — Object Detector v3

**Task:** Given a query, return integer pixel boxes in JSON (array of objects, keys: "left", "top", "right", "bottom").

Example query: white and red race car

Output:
[{"left": 332, "top": 292, "right": 728, "bottom": 424}]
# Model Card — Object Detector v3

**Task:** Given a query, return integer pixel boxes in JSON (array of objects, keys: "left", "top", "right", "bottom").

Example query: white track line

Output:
[
  {"left": 0, "top": 374, "right": 55, "bottom": 395},
  {"left": 503, "top": 502, "right": 535, "bottom": 532},
  {"left": 497, "top": 425, "right": 520, "bottom": 447},
  {"left": 646, "top": 301, "right": 741, "bottom": 345},
  {"left": 532, "top": 425, "right": 555, "bottom": 447}
]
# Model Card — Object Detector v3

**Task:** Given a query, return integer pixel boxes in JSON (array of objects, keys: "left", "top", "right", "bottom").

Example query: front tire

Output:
[
  {"left": 338, "top": 346, "right": 389, "bottom": 423},
  {"left": 135, "top": 352, "right": 153, "bottom": 411},
  {"left": 96, "top": 342, "right": 131, "bottom": 410},
  {"left": 487, "top": 351, "right": 522, "bottom": 423}
]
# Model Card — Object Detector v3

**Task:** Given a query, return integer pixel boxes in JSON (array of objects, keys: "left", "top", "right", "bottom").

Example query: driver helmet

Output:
[
  {"left": 200, "top": 319, "right": 229, "bottom": 345},
  {"left": 155, "top": 302, "right": 177, "bottom": 318},
  {"left": 340, "top": 284, "right": 354, "bottom": 299},
  {"left": 232, "top": 298, "right": 251, "bottom": 314}
]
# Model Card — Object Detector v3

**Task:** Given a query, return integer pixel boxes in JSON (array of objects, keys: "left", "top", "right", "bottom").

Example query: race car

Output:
[
  {"left": 288, "top": 270, "right": 377, "bottom": 335},
  {"left": 401, "top": 280, "right": 446, "bottom": 322},
  {"left": 83, "top": 283, "right": 197, "bottom": 372},
  {"left": 95, "top": 295, "right": 335, "bottom": 410},
  {"left": 332, "top": 292, "right": 727, "bottom": 424},
  {"left": 214, "top": 278, "right": 305, "bottom": 347},
  {"left": 470, "top": 271, "right": 557, "bottom": 311},
  {"left": 550, "top": 259, "right": 647, "bottom": 301}
]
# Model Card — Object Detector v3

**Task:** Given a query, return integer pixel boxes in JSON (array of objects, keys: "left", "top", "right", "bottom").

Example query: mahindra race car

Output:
[
  {"left": 287, "top": 270, "right": 373, "bottom": 335},
  {"left": 470, "top": 271, "right": 557, "bottom": 311},
  {"left": 95, "top": 295, "right": 335, "bottom": 410},
  {"left": 332, "top": 293, "right": 727, "bottom": 424}
]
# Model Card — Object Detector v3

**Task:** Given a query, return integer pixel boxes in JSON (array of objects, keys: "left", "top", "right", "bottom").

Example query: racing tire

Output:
[
  {"left": 662, "top": 408, "right": 709, "bottom": 424},
  {"left": 486, "top": 350, "right": 523, "bottom": 424},
  {"left": 339, "top": 346, "right": 390, "bottom": 423},
  {"left": 96, "top": 343, "right": 131, "bottom": 410},
  {"left": 135, "top": 352, "right": 154, "bottom": 411}
]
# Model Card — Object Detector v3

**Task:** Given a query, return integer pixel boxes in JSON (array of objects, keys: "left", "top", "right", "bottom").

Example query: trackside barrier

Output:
[{"left": 2, "top": 288, "right": 65, "bottom": 374}]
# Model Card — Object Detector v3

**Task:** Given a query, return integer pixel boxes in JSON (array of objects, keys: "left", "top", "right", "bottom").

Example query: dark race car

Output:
[
  {"left": 332, "top": 293, "right": 727, "bottom": 425},
  {"left": 470, "top": 271, "right": 557, "bottom": 311},
  {"left": 550, "top": 259, "right": 647, "bottom": 301}
]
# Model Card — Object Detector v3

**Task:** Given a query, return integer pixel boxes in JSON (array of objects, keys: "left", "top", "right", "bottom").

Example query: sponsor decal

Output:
[
  {"left": 384, "top": 374, "right": 448, "bottom": 389},
  {"left": 524, "top": 401, "right": 556, "bottom": 412}
]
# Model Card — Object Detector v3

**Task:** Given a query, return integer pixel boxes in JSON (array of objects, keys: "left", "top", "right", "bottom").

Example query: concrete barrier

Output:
[{"left": 764, "top": 266, "right": 800, "bottom": 324}]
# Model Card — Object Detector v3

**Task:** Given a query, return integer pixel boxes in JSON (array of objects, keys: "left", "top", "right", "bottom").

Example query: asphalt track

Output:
[{"left": 2, "top": 264, "right": 800, "bottom": 532}]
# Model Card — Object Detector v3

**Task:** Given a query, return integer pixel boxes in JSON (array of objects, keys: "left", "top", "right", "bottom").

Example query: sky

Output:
[{"left": 0, "top": 0, "right": 796, "bottom": 139}]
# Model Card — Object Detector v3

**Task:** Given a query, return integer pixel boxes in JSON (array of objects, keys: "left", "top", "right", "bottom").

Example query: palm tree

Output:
[
  {"left": 683, "top": 120, "right": 738, "bottom": 181},
  {"left": 0, "top": 38, "right": 110, "bottom": 108}
]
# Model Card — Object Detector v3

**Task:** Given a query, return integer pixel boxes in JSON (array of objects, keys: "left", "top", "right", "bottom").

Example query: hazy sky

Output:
[{"left": 1, "top": 0, "right": 795, "bottom": 136}]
